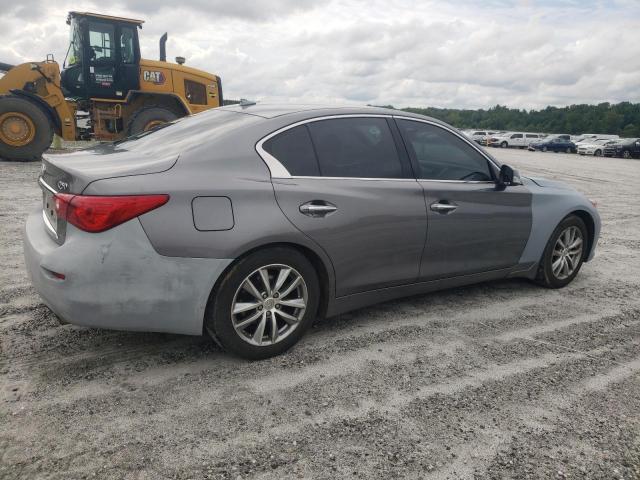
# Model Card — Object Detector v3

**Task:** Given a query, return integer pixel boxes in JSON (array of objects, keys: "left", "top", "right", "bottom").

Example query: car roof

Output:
[{"left": 216, "top": 103, "right": 430, "bottom": 120}]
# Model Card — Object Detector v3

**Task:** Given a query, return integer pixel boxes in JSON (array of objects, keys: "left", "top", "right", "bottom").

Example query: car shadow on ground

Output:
[{"left": 12, "top": 276, "right": 545, "bottom": 384}]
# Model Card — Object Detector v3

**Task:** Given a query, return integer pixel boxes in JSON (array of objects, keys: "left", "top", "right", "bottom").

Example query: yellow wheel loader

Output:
[{"left": 0, "top": 12, "right": 223, "bottom": 161}]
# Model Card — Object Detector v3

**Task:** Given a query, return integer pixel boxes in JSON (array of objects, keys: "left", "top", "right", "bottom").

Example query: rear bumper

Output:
[{"left": 23, "top": 210, "right": 232, "bottom": 335}]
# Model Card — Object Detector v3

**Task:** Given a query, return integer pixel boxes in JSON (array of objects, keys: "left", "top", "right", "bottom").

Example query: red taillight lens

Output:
[{"left": 53, "top": 194, "right": 169, "bottom": 233}]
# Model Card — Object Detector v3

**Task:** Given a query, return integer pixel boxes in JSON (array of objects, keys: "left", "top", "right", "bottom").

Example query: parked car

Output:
[
  {"left": 23, "top": 105, "right": 600, "bottom": 359},
  {"left": 574, "top": 134, "right": 619, "bottom": 144},
  {"left": 603, "top": 138, "right": 640, "bottom": 159},
  {"left": 489, "top": 132, "right": 542, "bottom": 148},
  {"left": 529, "top": 137, "right": 577, "bottom": 153},
  {"left": 464, "top": 130, "right": 497, "bottom": 145},
  {"left": 555, "top": 134, "right": 571, "bottom": 141},
  {"left": 577, "top": 139, "right": 617, "bottom": 157}
]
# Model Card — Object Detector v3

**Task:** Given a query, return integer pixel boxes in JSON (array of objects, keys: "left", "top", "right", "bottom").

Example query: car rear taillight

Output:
[{"left": 53, "top": 194, "right": 169, "bottom": 233}]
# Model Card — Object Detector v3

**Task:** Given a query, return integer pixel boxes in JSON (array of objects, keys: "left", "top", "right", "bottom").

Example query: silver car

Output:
[{"left": 23, "top": 105, "right": 601, "bottom": 359}]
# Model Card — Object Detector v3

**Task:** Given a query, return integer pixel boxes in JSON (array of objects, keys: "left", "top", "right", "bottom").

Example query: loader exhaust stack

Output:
[{"left": 159, "top": 33, "right": 167, "bottom": 62}]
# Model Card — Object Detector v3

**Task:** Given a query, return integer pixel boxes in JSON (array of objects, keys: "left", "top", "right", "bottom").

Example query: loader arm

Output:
[{"left": 0, "top": 61, "right": 76, "bottom": 140}]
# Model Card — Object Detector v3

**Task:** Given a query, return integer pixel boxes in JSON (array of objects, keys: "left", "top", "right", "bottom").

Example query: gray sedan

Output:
[{"left": 23, "top": 105, "right": 601, "bottom": 359}]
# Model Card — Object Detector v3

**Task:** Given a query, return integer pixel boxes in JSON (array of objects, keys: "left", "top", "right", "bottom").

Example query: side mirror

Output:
[{"left": 497, "top": 164, "right": 522, "bottom": 188}]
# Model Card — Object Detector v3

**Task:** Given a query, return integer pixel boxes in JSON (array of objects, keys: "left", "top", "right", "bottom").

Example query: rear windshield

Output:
[{"left": 114, "top": 109, "right": 259, "bottom": 153}]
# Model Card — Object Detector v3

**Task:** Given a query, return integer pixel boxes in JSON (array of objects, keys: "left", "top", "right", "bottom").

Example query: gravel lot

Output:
[{"left": 1, "top": 148, "right": 639, "bottom": 479}]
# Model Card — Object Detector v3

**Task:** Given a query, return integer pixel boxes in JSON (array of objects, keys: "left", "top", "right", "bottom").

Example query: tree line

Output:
[{"left": 400, "top": 102, "right": 640, "bottom": 137}]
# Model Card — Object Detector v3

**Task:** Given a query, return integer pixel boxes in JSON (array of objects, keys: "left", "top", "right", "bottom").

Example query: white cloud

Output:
[{"left": 0, "top": 0, "right": 638, "bottom": 109}]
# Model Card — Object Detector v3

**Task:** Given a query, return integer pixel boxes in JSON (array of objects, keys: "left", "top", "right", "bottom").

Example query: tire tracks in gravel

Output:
[
  {"left": 4, "top": 307, "right": 637, "bottom": 479},
  {"left": 158, "top": 326, "right": 640, "bottom": 479}
]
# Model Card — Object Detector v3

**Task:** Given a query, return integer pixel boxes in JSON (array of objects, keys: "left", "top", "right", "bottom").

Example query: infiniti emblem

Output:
[{"left": 57, "top": 180, "right": 69, "bottom": 191}]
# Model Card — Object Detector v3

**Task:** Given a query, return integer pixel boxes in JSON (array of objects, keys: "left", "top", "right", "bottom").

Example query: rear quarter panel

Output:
[{"left": 83, "top": 116, "right": 337, "bottom": 293}]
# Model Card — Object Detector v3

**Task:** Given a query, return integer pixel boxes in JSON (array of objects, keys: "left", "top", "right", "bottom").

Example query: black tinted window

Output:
[
  {"left": 120, "top": 26, "right": 135, "bottom": 64},
  {"left": 397, "top": 120, "right": 493, "bottom": 181},
  {"left": 511, "top": 133, "right": 523, "bottom": 139},
  {"left": 263, "top": 125, "right": 320, "bottom": 176},
  {"left": 184, "top": 80, "right": 207, "bottom": 105},
  {"left": 307, "top": 118, "right": 404, "bottom": 178}
]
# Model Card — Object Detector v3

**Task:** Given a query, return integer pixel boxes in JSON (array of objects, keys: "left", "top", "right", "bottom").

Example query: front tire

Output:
[
  {"left": 542, "top": 146, "right": 548, "bottom": 152},
  {"left": 536, "top": 215, "right": 588, "bottom": 289},
  {"left": 205, "top": 247, "right": 320, "bottom": 360},
  {"left": 594, "top": 149, "right": 602, "bottom": 157},
  {"left": 0, "top": 95, "right": 53, "bottom": 162},
  {"left": 501, "top": 141, "right": 508, "bottom": 148},
  {"left": 622, "top": 150, "right": 631, "bottom": 159}
]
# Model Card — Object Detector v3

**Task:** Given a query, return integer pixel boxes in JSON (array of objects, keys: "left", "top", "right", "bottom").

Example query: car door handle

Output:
[
  {"left": 430, "top": 201, "right": 458, "bottom": 214},
  {"left": 299, "top": 201, "right": 337, "bottom": 217}
]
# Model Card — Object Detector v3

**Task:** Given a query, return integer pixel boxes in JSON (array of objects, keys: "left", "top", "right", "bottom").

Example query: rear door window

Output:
[
  {"left": 396, "top": 119, "right": 493, "bottom": 182},
  {"left": 263, "top": 125, "right": 320, "bottom": 176},
  {"left": 306, "top": 117, "right": 406, "bottom": 178}
]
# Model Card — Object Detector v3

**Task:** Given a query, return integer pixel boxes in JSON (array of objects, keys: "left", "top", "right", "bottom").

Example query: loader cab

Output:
[{"left": 61, "top": 12, "right": 142, "bottom": 101}]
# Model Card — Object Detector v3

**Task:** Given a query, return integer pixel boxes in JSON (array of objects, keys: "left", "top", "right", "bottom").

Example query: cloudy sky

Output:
[{"left": 0, "top": 0, "right": 638, "bottom": 110}]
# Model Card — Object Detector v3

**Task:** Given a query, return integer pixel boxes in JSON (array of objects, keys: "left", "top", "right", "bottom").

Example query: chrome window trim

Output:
[
  {"left": 275, "top": 176, "right": 418, "bottom": 182},
  {"left": 255, "top": 113, "right": 500, "bottom": 184}
]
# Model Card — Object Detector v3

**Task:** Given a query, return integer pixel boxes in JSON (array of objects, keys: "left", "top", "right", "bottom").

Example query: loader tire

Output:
[
  {"left": 0, "top": 96, "right": 53, "bottom": 162},
  {"left": 127, "top": 107, "right": 179, "bottom": 136}
]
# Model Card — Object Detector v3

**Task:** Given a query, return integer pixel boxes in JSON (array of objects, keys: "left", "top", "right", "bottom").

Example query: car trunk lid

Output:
[{"left": 39, "top": 146, "right": 178, "bottom": 244}]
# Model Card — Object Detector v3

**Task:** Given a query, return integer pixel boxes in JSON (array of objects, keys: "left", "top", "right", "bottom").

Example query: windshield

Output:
[{"left": 66, "top": 18, "right": 83, "bottom": 66}]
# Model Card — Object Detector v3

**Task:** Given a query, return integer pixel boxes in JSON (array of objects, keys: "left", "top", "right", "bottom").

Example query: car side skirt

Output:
[{"left": 325, "top": 262, "right": 537, "bottom": 318}]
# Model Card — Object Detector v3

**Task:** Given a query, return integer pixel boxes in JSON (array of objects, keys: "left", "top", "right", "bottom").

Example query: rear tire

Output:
[
  {"left": 205, "top": 247, "right": 320, "bottom": 360},
  {"left": 535, "top": 215, "right": 588, "bottom": 289},
  {"left": 127, "top": 107, "right": 179, "bottom": 136},
  {"left": 0, "top": 96, "right": 53, "bottom": 162}
]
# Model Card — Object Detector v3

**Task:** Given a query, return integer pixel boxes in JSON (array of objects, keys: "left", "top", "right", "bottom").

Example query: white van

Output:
[{"left": 488, "top": 132, "right": 542, "bottom": 148}]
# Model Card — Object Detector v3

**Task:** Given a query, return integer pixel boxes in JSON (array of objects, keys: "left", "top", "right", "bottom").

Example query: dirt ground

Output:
[{"left": 1, "top": 148, "right": 639, "bottom": 480}]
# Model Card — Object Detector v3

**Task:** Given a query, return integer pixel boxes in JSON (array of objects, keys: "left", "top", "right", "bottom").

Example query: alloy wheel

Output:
[
  {"left": 231, "top": 264, "right": 308, "bottom": 346},
  {"left": 551, "top": 226, "right": 583, "bottom": 280}
]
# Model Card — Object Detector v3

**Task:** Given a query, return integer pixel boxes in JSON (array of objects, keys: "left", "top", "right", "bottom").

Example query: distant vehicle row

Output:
[
  {"left": 530, "top": 136, "right": 639, "bottom": 158},
  {"left": 462, "top": 129, "right": 639, "bottom": 158}
]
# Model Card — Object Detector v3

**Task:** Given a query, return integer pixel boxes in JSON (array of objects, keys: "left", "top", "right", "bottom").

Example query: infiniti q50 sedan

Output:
[{"left": 24, "top": 104, "right": 600, "bottom": 359}]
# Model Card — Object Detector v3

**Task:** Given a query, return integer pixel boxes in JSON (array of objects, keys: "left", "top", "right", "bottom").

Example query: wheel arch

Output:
[
  {"left": 569, "top": 209, "right": 596, "bottom": 261},
  {"left": 204, "top": 241, "right": 333, "bottom": 333},
  {"left": 126, "top": 91, "right": 190, "bottom": 117},
  {"left": 7, "top": 89, "right": 61, "bottom": 135}
]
